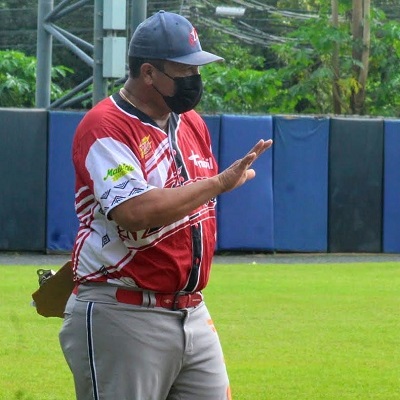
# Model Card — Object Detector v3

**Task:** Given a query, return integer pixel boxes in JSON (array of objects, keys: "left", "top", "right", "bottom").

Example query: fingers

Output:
[
  {"left": 240, "top": 152, "right": 257, "bottom": 169},
  {"left": 246, "top": 139, "right": 273, "bottom": 158},
  {"left": 219, "top": 138, "right": 272, "bottom": 193},
  {"left": 246, "top": 168, "right": 256, "bottom": 181},
  {"left": 241, "top": 139, "right": 273, "bottom": 169}
]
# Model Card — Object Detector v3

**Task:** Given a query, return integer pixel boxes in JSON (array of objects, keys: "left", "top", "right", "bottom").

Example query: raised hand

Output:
[{"left": 217, "top": 139, "right": 273, "bottom": 193}]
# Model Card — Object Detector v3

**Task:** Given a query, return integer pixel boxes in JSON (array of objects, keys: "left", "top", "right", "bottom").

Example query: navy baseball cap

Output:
[{"left": 128, "top": 10, "right": 223, "bottom": 66}]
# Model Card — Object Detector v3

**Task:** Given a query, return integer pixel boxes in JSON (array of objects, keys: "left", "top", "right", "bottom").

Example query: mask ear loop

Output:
[
  {"left": 151, "top": 65, "right": 177, "bottom": 99},
  {"left": 152, "top": 83, "right": 168, "bottom": 98},
  {"left": 151, "top": 63, "right": 175, "bottom": 81},
  {"left": 159, "top": 70, "right": 175, "bottom": 81}
]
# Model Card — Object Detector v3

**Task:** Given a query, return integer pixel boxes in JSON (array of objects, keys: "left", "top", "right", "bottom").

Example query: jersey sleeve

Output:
[{"left": 85, "top": 136, "right": 155, "bottom": 217}]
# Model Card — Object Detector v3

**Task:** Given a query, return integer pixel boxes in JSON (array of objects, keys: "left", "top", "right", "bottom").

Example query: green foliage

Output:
[
  {"left": 366, "top": 19, "right": 400, "bottom": 116},
  {"left": 2, "top": 3, "right": 398, "bottom": 115},
  {"left": 199, "top": 63, "right": 282, "bottom": 114},
  {"left": 201, "top": 19, "right": 265, "bottom": 71},
  {"left": 269, "top": 13, "right": 348, "bottom": 114},
  {"left": 198, "top": 4, "right": 400, "bottom": 117},
  {"left": 265, "top": 6, "right": 400, "bottom": 116},
  {"left": 197, "top": 22, "right": 283, "bottom": 114},
  {"left": 0, "top": 50, "right": 72, "bottom": 108},
  {"left": 276, "top": 0, "right": 323, "bottom": 10}
]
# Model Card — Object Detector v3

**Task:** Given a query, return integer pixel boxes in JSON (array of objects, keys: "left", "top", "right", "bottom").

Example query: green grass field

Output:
[{"left": 1, "top": 262, "right": 399, "bottom": 400}]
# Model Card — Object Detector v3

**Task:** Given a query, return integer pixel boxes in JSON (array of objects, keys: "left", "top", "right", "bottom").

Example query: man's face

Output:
[{"left": 154, "top": 61, "right": 200, "bottom": 97}]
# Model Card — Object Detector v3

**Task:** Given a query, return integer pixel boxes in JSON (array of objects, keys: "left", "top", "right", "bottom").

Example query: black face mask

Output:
[{"left": 153, "top": 71, "right": 203, "bottom": 114}]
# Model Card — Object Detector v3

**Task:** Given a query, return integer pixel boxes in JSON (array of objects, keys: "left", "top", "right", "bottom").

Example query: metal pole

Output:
[
  {"left": 44, "top": 23, "right": 94, "bottom": 67},
  {"left": 93, "top": 0, "right": 108, "bottom": 105},
  {"left": 130, "top": 0, "right": 147, "bottom": 37},
  {"left": 35, "top": 0, "right": 53, "bottom": 108}
]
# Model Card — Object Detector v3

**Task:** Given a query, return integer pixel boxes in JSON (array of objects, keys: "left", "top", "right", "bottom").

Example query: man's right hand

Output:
[{"left": 217, "top": 139, "right": 273, "bottom": 193}]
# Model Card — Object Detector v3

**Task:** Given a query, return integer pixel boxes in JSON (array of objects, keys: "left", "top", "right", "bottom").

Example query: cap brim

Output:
[{"left": 166, "top": 50, "right": 224, "bottom": 66}]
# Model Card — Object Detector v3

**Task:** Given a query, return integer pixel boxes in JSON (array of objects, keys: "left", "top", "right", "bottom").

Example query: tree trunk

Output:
[
  {"left": 331, "top": 0, "right": 341, "bottom": 114},
  {"left": 350, "top": 0, "right": 370, "bottom": 115}
]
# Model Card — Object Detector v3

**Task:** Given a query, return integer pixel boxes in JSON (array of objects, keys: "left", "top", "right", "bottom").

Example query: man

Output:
[{"left": 59, "top": 10, "right": 272, "bottom": 400}]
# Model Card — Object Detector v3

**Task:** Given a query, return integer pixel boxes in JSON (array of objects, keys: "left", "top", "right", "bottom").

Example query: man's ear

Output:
[{"left": 141, "top": 63, "right": 154, "bottom": 85}]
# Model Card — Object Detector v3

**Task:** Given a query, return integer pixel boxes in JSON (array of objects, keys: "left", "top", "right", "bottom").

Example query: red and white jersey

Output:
[{"left": 72, "top": 93, "right": 218, "bottom": 293}]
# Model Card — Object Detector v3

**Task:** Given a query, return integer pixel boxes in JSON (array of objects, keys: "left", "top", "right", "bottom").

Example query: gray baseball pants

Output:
[{"left": 59, "top": 285, "right": 231, "bottom": 400}]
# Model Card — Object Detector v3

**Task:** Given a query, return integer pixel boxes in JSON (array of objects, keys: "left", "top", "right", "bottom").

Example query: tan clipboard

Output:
[{"left": 32, "top": 261, "right": 75, "bottom": 318}]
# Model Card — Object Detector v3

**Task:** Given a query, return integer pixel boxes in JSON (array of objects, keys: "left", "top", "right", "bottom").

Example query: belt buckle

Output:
[{"left": 172, "top": 292, "right": 188, "bottom": 311}]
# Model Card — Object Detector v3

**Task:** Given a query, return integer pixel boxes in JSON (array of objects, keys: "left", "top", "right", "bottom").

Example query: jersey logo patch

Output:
[
  {"left": 103, "top": 163, "right": 134, "bottom": 181},
  {"left": 139, "top": 135, "right": 153, "bottom": 159},
  {"left": 188, "top": 150, "right": 213, "bottom": 169}
]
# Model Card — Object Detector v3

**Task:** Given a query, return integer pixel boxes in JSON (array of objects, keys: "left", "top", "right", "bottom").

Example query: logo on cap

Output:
[{"left": 189, "top": 27, "right": 199, "bottom": 47}]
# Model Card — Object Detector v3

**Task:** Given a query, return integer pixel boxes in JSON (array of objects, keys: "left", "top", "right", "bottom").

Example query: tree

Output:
[
  {"left": 268, "top": 3, "right": 400, "bottom": 116},
  {"left": 350, "top": 0, "right": 370, "bottom": 114},
  {"left": 331, "top": 0, "right": 341, "bottom": 114},
  {"left": 0, "top": 50, "right": 71, "bottom": 107}
]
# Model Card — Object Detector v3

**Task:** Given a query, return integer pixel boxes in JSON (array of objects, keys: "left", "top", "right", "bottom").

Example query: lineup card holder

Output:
[{"left": 32, "top": 261, "right": 75, "bottom": 318}]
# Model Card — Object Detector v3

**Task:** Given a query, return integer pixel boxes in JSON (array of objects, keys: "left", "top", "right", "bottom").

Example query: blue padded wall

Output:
[
  {"left": 202, "top": 115, "right": 221, "bottom": 164},
  {"left": 46, "top": 111, "right": 85, "bottom": 251},
  {"left": 217, "top": 115, "right": 274, "bottom": 250},
  {"left": 0, "top": 109, "right": 47, "bottom": 251},
  {"left": 383, "top": 120, "right": 400, "bottom": 253},
  {"left": 203, "top": 115, "right": 221, "bottom": 251},
  {"left": 273, "top": 116, "right": 329, "bottom": 252},
  {"left": 329, "top": 118, "right": 384, "bottom": 253}
]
